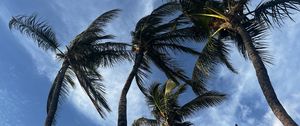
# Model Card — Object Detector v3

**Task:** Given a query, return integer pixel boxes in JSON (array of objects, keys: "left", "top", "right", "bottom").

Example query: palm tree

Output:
[
  {"left": 132, "top": 79, "right": 225, "bottom": 126},
  {"left": 9, "top": 9, "right": 132, "bottom": 126},
  {"left": 117, "top": 3, "right": 203, "bottom": 126},
  {"left": 171, "top": 0, "right": 300, "bottom": 125}
]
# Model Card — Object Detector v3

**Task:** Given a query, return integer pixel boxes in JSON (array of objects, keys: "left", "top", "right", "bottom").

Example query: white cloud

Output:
[
  {"left": 3, "top": 0, "right": 300, "bottom": 126},
  {"left": 0, "top": 89, "right": 24, "bottom": 126}
]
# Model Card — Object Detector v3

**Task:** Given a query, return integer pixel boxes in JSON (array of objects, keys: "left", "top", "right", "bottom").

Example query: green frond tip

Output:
[
  {"left": 165, "top": 79, "right": 176, "bottom": 94},
  {"left": 132, "top": 117, "right": 158, "bottom": 126},
  {"left": 9, "top": 14, "right": 60, "bottom": 52}
]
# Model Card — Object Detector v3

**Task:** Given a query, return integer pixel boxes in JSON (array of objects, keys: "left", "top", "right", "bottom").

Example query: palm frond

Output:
[
  {"left": 132, "top": 117, "right": 159, "bottom": 126},
  {"left": 169, "top": 13, "right": 193, "bottom": 26},
  {"left": 144, "top": 80, "right": 223, "bottom": 125},
  {"left": 70, "top": 63, "right": 110, "bottom": 118},
  {"left": 212, "top": 38, "right": 237, "bottom": 73},
  {"left": 153, "top": 43, "right": 200, "bottom": 55},
  {"left": 176, "top": 121, "right": 193, "bottom": 126},
  {"left": 146, "top": 82, "right": 166, "bottom": 119},
  {"left": 134, "top": 15, "right": 162, "bottom": 35},
  {"left": 133, "top": 53, "right": 152, "bottom": 96},
  {"left": 191, "top": 37, "right": 236, "bottom": 95},
  {"left": 9, "top": 14, "right": 60, "bottom": 52},
  {"left": 74, "top": 33, "right": 116, "bottom": 45},
  {"left": 234, "top": 31, "right": 248, "bottom": 55},
  {"left": 153, "top": 26, "right": 206, "bottom": 44},
  {"left": 46, "top": 68, "right": 75, "bottom": 112},
  {"left": 74, "top": 42, "right": 133, "bottom": 68},
  {"left": 253, "top": 0, "right": 300, "bottom": 26},
  {"left": 179, "top": 91, "right": 225, "bottom": 118},
  {"left": 148, "top": 50, "right": 188, "bottom": 84},
  {"left": 70, "top": 9, "right": 120, "bottom": 47},
  {"left": 83, "top": 68, "right": 110, "bottom": 118},
  {"left": 173, "top": 84, "right": 188, "bottom": 98},
  {"left": 179, "top": 0, "right": 210, "bottom": 13},
  {"left": 243, "top": 20, "right": 273, "bottom": 65},
  {"left": 151, "top": 2, "right": 181, "bottom": 17},
  {"left": 85, "top": 9, "right": 120, "bottom": 33},
  {"left": 165, "top": 79, "right": 177, "bottom": 95}
]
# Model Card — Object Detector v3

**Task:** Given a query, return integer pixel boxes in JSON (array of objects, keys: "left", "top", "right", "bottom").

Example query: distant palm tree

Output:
[
  {"left": 171, "top": 0, "right": 300, "bottom": 125},
  {"left": 118, "top": 3, "right": 203, "bottom": 126},
  {"left": 132, "top": 79, "right": 225, "bottom": 126},
  {"left": 9, "top": 9, "right": 132, "bottom": 126}
]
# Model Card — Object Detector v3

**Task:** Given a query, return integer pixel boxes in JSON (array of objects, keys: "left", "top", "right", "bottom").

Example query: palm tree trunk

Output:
[
  {"left": 118, "top": 52, "right": 144, "bottom": 126},
  {"left": 236, "top": 25, "right": 298, "bottom": 126},
  {"left": 45, "top": 61, "right": 69, "bottom": 126}
]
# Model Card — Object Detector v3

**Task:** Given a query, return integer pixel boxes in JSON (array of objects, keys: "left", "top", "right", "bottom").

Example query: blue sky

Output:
[{"left": 0, "top": 0, "right": 299, "bottom": 126}]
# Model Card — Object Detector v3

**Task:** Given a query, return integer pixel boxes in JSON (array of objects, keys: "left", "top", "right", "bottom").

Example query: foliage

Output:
[{"left": 132, "top": 79, "right": 225, "bottom": 126}]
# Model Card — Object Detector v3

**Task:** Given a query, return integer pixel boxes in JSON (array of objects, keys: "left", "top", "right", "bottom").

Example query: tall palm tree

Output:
[
  {"left": 171, "top": 0, "right": 300, "bottom": 125},
  {"left": 132, "top": 79, "right": 225, "bottom": 126},
  {"left": 117, "top": 3, "right": 203, "bottom": 126},
  {"left": 9, "top": 9, "right": 132, "bottom": 126}
]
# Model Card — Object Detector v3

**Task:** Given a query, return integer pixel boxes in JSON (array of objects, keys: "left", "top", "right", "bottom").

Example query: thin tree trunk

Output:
[
  {"left": 118, "top": 52, "right": 144, "bottom": 126},
  {"left": 45, "top": 61, "right": 69, "bottom": 126},
  {"left": 236, "top": 25, "right": 298, "bottom": 126}
]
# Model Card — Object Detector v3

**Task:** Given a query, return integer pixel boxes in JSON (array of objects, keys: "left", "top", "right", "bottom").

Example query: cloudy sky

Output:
[{"left": 0, "top": 0, "right": 299, "bottom": 126}]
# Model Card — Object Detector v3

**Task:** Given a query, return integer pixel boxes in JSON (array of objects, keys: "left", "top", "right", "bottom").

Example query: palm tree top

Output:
[
  {"left": 132, "top": 79, "right": 226, "bottom": 126},
  {"left": 9, "top": 9, "right": 133, "bottom": 126}
]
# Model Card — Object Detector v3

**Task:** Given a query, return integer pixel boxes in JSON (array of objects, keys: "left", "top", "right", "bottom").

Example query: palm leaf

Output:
[
  {"left": 72, "top": 42, "right": 133, "bottom": 68},
  {"left": 253, "top": 0, "right": 300, "bottom": 26},
  {"left": 71, "top": 63, "right": 110, "bottom": 118},
  {"left": 132, "top": 117, "right": 159, "bottom": 126},
  {"left": 153, "top": 26, "right": 205, "bottom": 44},
  {"left": 85, "top": 9, "right": 120, "bottom": 33},
  {"left": 9, "top": 14, "right": 60, "bottom": 52},
  {"left": 179, "top": 91, "right": 225, "bottom": 118},
  {"left": 153, "top": 43, "right": 200, "bottom": 56},
  {"left": 165, "top": 79, "right": 177, "bottom": 94},
  {"left": 151, "top": 2, "right": 181, "bottom": 17},
  {"left": 142, "top": 80, "right": 224, "bottom": 125},
  {"left": 191, "top": 37, "right": 236, "bottom": 95},
  {"left": 242, "top": 20, "right": 273, "bottom": 65},
  {"left": 148, "top": 50, "right": 188, "bottom": 84},
  {"left": 70, "top": 9, "right": 120, "bottom": 47}
]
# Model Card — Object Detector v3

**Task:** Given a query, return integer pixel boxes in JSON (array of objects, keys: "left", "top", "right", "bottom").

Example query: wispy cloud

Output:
[
  {"left": 2, "top": 0, "right": 300, "bottom": 125},
  {"left": 0, "top": 89, "right": 24, "bottom": 126}
]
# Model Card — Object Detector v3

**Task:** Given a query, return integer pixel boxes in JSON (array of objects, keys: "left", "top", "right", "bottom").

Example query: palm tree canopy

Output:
[
  {"left": 171, "top": 0, "right": 300, "bottom": 125},
  {"left": 132, "top": 117, "right": 159, "bottom": 126},
  {"left": 9, "top": 9, "right": 133, "bottom": 125},
  {"left": 133, "top": 79, "right": 225, "bottom": 126},
  {"left": 173, "top": 0, "right": 300, "bottom": 62},
  {"left": 130, "top": 2, "right": 206, "bottom": 93}
]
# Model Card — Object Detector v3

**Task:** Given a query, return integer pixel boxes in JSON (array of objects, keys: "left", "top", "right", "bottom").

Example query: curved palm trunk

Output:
[
  {"left": 45, "top": 61, "right": 69, "bottom": 126},
  {"left": 236, "top": 25, "right": 298, "bottom": 126},
  {"left": 118, "top": 52, "right": 143, "bottom": 126}
]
